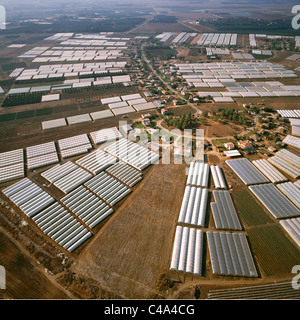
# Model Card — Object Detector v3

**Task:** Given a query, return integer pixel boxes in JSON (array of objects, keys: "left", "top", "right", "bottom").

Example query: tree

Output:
[{"left": 202, "top": 111, "right": 209, "bottom": 118}]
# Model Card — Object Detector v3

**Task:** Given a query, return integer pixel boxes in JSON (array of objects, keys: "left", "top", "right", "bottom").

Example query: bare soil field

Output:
[
  {"left": 0, "top": 227, "right": 72, "bottom": 299},
  {"left": 73, "top": 162, "right": 188, "bottom": 299},
  {"left": 200, "top": 118, "right": 244, "bottom": 138}
]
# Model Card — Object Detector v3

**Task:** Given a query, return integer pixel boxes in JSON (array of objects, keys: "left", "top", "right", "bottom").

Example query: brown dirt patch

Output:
[{"left": 73, "top": 162, "right": 188, "bottom": 299}]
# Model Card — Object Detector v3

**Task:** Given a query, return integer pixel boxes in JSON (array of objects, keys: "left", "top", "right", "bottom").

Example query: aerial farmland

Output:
[{"left": 0, "top": 0, "right": 300, "bottom": 302}]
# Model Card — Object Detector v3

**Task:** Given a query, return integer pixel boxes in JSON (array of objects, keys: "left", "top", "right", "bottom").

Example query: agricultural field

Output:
[
  {"left": 74, "top": 163, "right": 187, "bottom": 299},
  {"left": 247, "top": 225, "right": 300, "bottom": 277},
  {"left": 232, "top": 189, "right": 274, "bottom": 227},
  {"left": 0, "top": 227, "right": 71, "bottom": 299},
  {"left": 0, "top": 0, "right": 300, "bottom": 301}
]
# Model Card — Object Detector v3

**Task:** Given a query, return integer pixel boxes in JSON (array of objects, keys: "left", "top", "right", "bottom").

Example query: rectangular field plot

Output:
[
  {"left": 211, "top": 190, "right": 242, "bottom": 230},
  {"left": 90, "top": 127, "right": 123, "bottom": 145},
  {"left": 231, "top": 189, "right": 274, "bottom": 227},
  {"left": 280, "top": 217, "right": 300, "bottom": 248},
  {"left": 104, "top": 138, "right": 159, "bottom": 171},
  {"left": 207, "top": 231, "right": 258, "bottom": 277},
  {"left": 252, "top": 159, "right": 288, "bottom": 184},
  {"left": 170, "top": 226, "right": 204, "bottom": 276},
  {"left": 247, "top": 225, "right": 300, "bottom": 277},
  {"left": 249, "top": 183, "right": 300, "bottom": 219},
  {"left": 2, "top": 178, "right": 55, "bottom": 217},
  {"left": 186, "top": 162, "right": 209, "bottom": 188},
  {"left": 177, "top": 186, "right": 208, "bottom": 227},
  {"left": 60, "top": 186, "right": 113, "bottom": 228},
  {"left": 105, "top": 161, "right": 143, "bottom": 187},
  {"left": 84, "top": 171, "right": 131, "bottom": 206},
  {"left": 32, "top": 202, "right": 92, "bottom": 252},
  {"left": 226, "top": 158, "right": 269, "bottom": 185},
  {"left": 76, "top": 149, "right": 117, "bottom": 175}
]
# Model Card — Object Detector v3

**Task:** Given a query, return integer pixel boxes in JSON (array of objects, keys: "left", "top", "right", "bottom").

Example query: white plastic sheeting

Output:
[
  {"left": 249, "top": 183, "right": 300, "bottom": 219},
  {"left": 42, "top": 118, "right": 67, "bottom": 130},
  {"left": 0, "top": 148, "right": 25, "bottom": 183},
  {"left": 226, "top": 158, "right": 269, "bottom": 185},
  {"left": 61, "top": 185, "right": 113, "bottom": 228},
  {"left": 32, "top": 201, "right": 92, "bottom": 252},
  {"left": 178, "top": 186, "right": 208, "bottom": 227},
  {"left": 170, "top": 226, "right": 204, "bottom": 276},
  {"left": 26, "top": 142, "right": 59, "bottom": 170},
  {"left": 211, "top": 190, "right": 242, "bottom": 230},
  {"left": 53, "top": 166, "right": 93, "bottom": 194},
  {"left": 207, "top": 231, "right": 258, "bottom": 277},
  {"left": 277, "top": 182, "right": 300, "bottom": 209},
  {"left": 76, "top": 149, "right": 117, "bottom": 175},
  {"left": 210, "top": 165, "right": 227, "bottom": 189},
  {"left": 275, "top": 149, "right": 300, "bottom": 168},
  {"left": 268, "top": 156, "right": 300, "bottom": 179},
  {"left": 0, "top": 163, "right": 25, "bottom": 184},
  {"left": 90, "top": 127, "right": 123, "bottom": 145},
  {"left": 0, "top": 149, "right": 23, "bottom": 168},
  {"left": 41, "top": 161, "right": 78, "bottom": 183},
  {"left": 186, "top": 162, "right": 209, "bottom": 188},
  {"left": 280, "top": 217, "right": 300, "bottom": 248},
  {"left": 282, "top": 135, "right": 300, "bottom": 149},
  {"left": 67, "top": 114, "right": 92, "bottom": 125},
  {"left": 252, "top": 159, "right": 288, "bottom": 184},
  {"left": 84, "top": 171, "right": 131, "bottom": 206},
  {"left": 2, "top": 178, "right": 55, "bottom": 217},
  {"left": 105, "top": 161, "right": 143, "bottom": 187},
  {"left": 26, "top": 142, "right": 57, "bottom": 159},
  {"left": 104, "top": 138, "right": 159, "bottom": 171},
  {"left": 58, "top": 134, "right": 91, "bottom": 151}
]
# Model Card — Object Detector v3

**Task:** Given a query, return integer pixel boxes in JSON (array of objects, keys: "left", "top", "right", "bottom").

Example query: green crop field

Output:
[
  {"left": 16, "top": 110, "right": 35, "bottom": 119},
  {"left": 247, "top": 225, "right": 300, "bottom": 277},
  {"left": 232, "top": 189, "right": 274, "bottom": 227}
]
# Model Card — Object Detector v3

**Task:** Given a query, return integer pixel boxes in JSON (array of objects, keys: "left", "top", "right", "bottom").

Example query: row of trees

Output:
[{"left": 2, "top": 92, "right": 46, "bottom": 107}]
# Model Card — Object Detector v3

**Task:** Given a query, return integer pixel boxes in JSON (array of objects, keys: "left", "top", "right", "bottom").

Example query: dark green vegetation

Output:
[
  {"left": 2, "top": 92, "right": 46, "bottom": 108},
  {"left": 205, "top": 108, "right": 249, "bottom": 126},
  {"left": 163, "top": 112, "right": 194, "bottom": 130},
  {"left": 199, "top": 17, "right": 299, "bottom": 36},
  {"left": 2, "top": 83, "right": 130, "bottom": 107},
  {"left": 2, "top": 17, "right": 146, "bottom": 34},
  {"left": 144, "top": 45, "right": 177, "bottom": 60},
  {"left": 1, "top": 62, "right": 27, "bottom": 72},
  {"left": 0, "top": 108, "right": 53, "bottom": 122}
]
